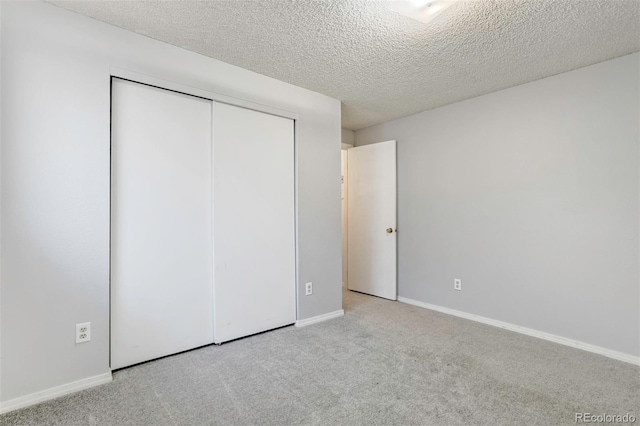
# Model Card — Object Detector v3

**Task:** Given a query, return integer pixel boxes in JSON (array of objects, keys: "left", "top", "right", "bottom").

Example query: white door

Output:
[
  {"left": 111, "top": 78, "right": 214, "bottom": 369},
  {"left": 341, "top": 149, "right": 348, "bottom": 286},
  {"left": 213, "top": 102, "right": 296, "bottom": 343},
  {"left": 347, "top": 140, "right": 397, "bottom": 300}
]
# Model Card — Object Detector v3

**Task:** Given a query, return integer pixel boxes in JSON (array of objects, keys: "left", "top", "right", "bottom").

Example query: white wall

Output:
[
  {"left": 0, "top": 1, "right": 342, "bottom": 403},
  {"left": 342, "top": 128, "right": 355, "bottom": 145},
  {"left": 356, "top": 53, "right": 639, "bottom": 357}
]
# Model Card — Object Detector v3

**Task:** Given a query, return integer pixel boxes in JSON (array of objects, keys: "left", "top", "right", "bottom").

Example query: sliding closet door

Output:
[
  {"left": 111, "top": 78, "right": 214, "bottom": 369},
  {"left": 213, "top": 103, "right": 296, "bottom": 343}
]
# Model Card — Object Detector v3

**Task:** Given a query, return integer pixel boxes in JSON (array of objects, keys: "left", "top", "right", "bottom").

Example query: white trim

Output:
[
  {"left": 110, "top": 67, "right": 299, "bottom": 121},
  {"left": 295, "top": 309, "right": 344, "bottom": 328},
  {"left": 0, "top": 372, "right": 113, "bottom": 414},
  {"left": 397, "top": 297, "right": 639, "bottom": 366},
  {"left": 341, "top": 143, "right": 354, "bottom": 150}
]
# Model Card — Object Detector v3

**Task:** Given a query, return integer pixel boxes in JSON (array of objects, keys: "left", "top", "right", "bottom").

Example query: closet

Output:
[{"left": 110, "top": 78, "right": 296, "bottom": 369}]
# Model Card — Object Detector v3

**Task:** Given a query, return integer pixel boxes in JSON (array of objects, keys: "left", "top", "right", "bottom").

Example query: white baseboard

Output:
[
  {"left": 397, "top": 296, "right": 639, "bottom": 366},
  {"left": 0, "top": 372, "right": 113, "bottom": 414},
  {"left": 295, "top": 309, "right": 344, "bottom": 328}
]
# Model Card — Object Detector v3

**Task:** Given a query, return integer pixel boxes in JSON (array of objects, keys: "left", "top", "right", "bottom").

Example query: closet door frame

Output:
[{"left": 109, "top": 67, "right": 300, "bottom": 367}]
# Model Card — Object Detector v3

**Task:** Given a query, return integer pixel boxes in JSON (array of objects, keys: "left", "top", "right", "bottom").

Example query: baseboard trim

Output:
[
  {"left": 295, "top": 309, "right": 344, "bottom": 328},
  {"left": 0, "top": 372, "right": 113, "bottom": 414},
  {"left": 397, "top": 296, "right": 639, "bottom": 366}
]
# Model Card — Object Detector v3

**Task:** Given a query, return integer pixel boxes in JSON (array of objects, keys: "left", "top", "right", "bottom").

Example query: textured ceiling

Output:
[{"left": 52, "top": 0, "right": 640, "bottom": 130}]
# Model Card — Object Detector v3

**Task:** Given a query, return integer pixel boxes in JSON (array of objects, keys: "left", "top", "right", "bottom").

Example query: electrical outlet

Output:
[
  {"left": 305, "top": 282, "right": 313, "bottom": 296},
  {"left": 454, "top": 279, "right": 462, "bottom": 291},
  {"left": 76, "top": 322, "right": 91, "bottom": 344}
]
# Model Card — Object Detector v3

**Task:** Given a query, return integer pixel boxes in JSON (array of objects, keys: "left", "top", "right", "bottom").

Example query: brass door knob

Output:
[{"left": 386, "top": 228, "right": 393, "bottom": 233}]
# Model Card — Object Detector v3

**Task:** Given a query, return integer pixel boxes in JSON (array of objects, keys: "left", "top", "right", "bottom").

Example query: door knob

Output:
[{"left": 386, "top": 228, "right": 393, "bottom": 234}]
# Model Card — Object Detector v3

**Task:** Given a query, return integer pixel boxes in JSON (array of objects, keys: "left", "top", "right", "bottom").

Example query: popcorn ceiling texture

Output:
[{"left": 52, "top": 0, "right": 640, "bottom": 130}]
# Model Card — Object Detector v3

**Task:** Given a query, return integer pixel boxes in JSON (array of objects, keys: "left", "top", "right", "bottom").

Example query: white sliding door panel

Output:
[
  {"left": 111, "top": 78, "right": 214, "bottom": 369},
  {"left": 348, "top": 141, "right": 397, "bottom": 300},
  {"left": 213, "top": 103, "right": 296, "bottom": 343}
]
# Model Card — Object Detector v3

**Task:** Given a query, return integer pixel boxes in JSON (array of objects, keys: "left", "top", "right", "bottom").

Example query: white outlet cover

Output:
[
  {"left": 76, "top": 322, "right": 91, "bottom": 344},
  {"left": 454, "top": 279, "right": 462, "bottom": 291},
  {"left": 305, "top": 282, "right": 313, "bottom": 295}
]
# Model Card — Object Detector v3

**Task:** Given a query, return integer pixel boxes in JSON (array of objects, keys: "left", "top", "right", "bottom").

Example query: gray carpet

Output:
[{"left": 2, "top": 289, "right": 638, "bottom": 425}]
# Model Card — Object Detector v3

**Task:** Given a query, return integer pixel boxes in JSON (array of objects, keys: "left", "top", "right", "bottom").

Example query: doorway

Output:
[{"left": 341, "top": 144, "right": 352, "bottom": 287}]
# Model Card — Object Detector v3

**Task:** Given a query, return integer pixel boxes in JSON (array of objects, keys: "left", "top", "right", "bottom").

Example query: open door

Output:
[{"left": 347, "top": 140, "right": 397, "bottom": 300}]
